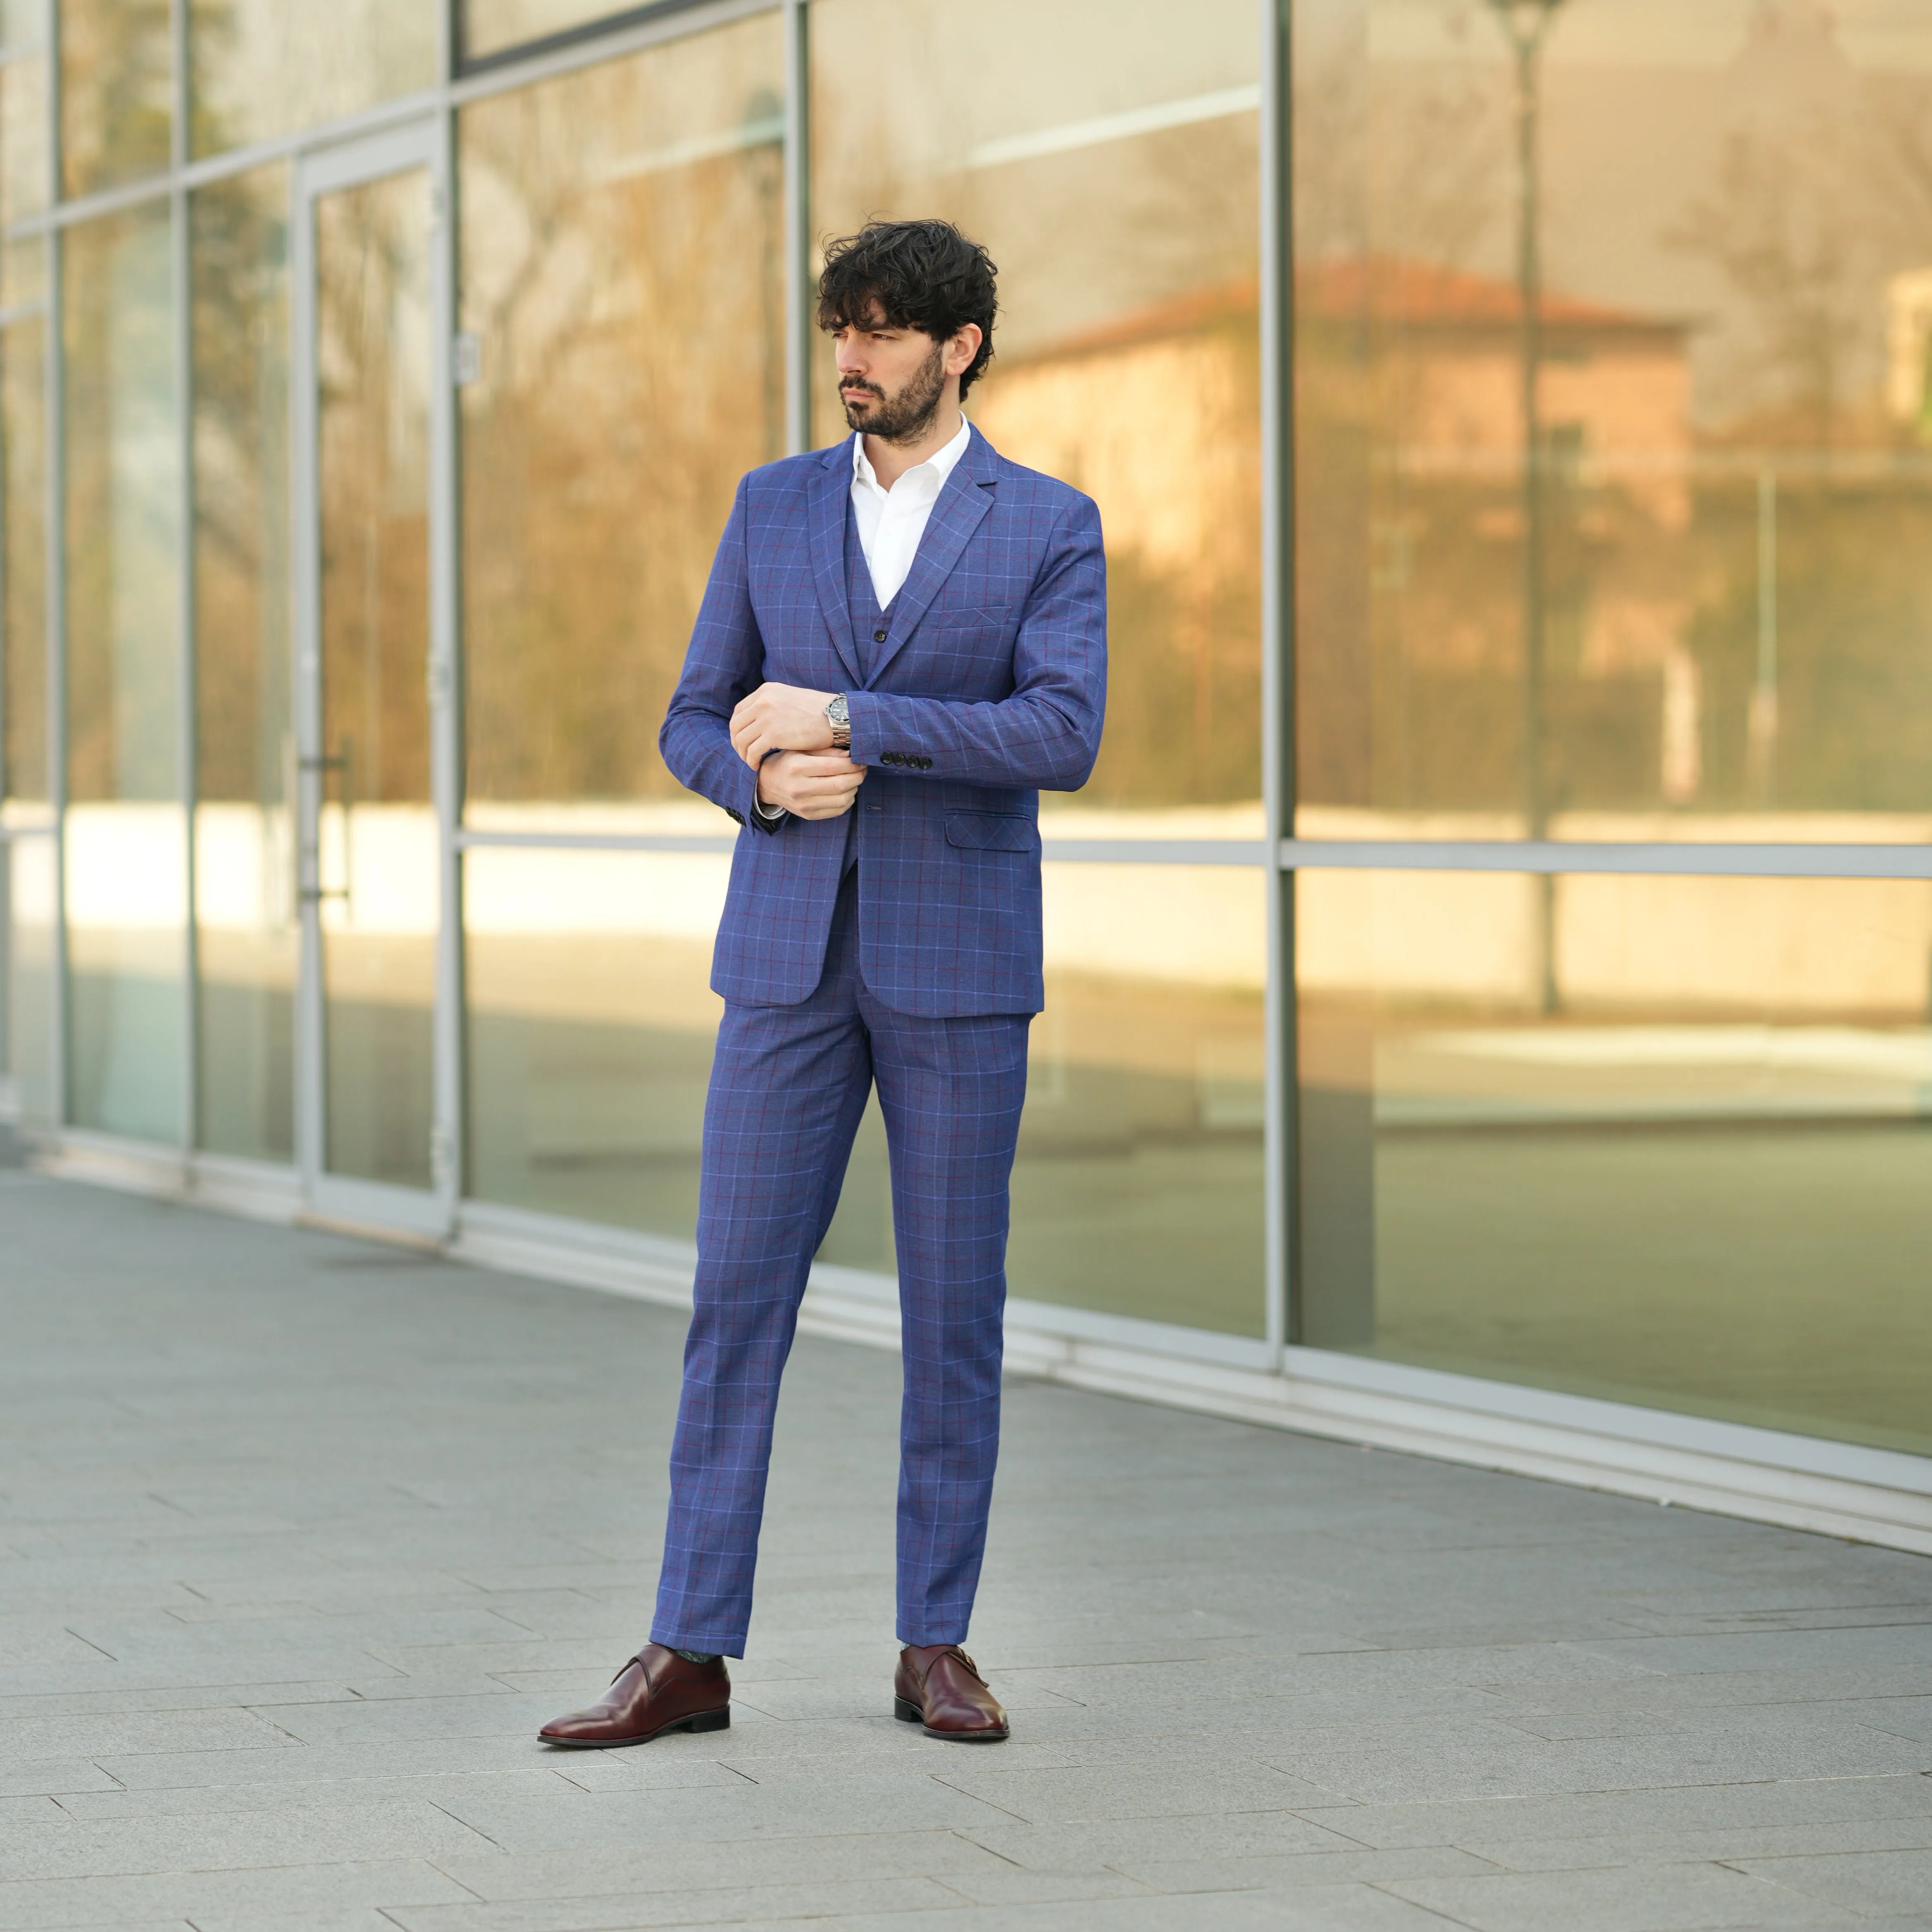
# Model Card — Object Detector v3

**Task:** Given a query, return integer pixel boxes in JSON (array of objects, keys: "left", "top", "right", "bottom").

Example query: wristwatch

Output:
[{"left": 825, "top": 693, "right": 851, "bottom": 751}]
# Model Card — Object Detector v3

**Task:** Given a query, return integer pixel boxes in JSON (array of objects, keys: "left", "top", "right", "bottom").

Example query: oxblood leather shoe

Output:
[
  {"left": 538, "top": 1643, "right": 730, "bottom": 1747},
  {"left": 894, "top": 1643, "right": 1009, "bottom": 1742}
]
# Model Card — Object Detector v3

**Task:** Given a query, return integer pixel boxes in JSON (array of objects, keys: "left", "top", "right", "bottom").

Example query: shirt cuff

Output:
[{"left": 750, "top": 791, "right": 789, "bottom": 831}]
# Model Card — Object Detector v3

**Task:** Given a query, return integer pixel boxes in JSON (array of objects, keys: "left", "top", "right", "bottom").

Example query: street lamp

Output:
[{"left": 1487, "top": 0, "right": 1566, "bottom": 1009}]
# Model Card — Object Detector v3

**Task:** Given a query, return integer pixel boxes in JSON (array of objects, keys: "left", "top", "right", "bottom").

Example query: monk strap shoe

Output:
[
  {"left": 894, "top": 1643, "right": 1009, "bottom": 1741},
  {"left": 538, "top": 1643, "right": 730, "bottom": 1748}
]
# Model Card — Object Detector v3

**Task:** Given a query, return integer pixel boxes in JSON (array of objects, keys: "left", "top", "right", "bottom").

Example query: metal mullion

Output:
[
  {"left": 172, "top": 0, "right": 194, "bottom": 1155},
  {"left": 10, "top": 169, "right": 172, "bottom": 237},
  {"left": 1259, "top": 0, "right": 1292, "bottom": 1361},
  {"left": 44, "top": 222, "right": 65, "bottom": 1126},
  {"left": 453, "top": 827, "right": 1277, "bottom": 864},
  {"left": 782, "top": 0, "right": 809, "bottom": 456},
  {"left": 288, "top": 156, "right": 322, "bottom": 1194},
  {"left": 172, "top": 179, "right": 196, "bottom": 1153},
  {"left": 430, "top": 107, "right": 464, "bottom": 1220},
  {"left": 1279, "top": 839, "right": 1932, "bottom": 882}
]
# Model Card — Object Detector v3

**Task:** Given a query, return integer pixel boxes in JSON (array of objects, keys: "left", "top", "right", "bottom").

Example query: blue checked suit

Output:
[{"left": 651, "top": 426, "right": 1107, "bottom": 1652}]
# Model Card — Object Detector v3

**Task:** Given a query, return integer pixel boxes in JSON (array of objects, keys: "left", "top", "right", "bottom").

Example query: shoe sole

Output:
[
  {"left": 539, "top": 1705, "right": 730, "bottom": 1748},
  {"left": 894, "top": 1694, "right": 1009, "bottom": 1741}
]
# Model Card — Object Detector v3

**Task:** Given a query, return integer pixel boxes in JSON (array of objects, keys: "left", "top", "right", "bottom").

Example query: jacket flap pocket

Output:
[{"left": 945, "top": 811, "right": 1034, "bottom": 853}]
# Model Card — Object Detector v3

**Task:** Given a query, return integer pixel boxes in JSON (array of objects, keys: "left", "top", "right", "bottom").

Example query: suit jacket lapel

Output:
[
  {"left": 806, "top": 442, "right": 863, "bottom": 687},
  {"left": 866, "top": 427, "right": 998, "bottom": 689}
]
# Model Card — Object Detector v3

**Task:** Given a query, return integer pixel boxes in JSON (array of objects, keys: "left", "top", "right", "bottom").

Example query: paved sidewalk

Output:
[{"left": 4, "top": 1176, "right": 1932, "bottom": 1931}]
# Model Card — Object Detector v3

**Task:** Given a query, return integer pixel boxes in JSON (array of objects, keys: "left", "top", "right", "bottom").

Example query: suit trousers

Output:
[{"left": 650, "top": 864, "right": 1032, "bottom": 1655}]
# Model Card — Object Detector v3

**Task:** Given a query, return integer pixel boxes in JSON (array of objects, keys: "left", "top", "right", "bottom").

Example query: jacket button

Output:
[{"left": 873, "top": 628, "right": 887, "bottom": 643}]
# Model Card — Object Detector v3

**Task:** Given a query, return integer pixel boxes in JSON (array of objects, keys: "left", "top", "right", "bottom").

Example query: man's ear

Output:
[{"left": 945, "top": 323, "right": 983, "bottom": 379}]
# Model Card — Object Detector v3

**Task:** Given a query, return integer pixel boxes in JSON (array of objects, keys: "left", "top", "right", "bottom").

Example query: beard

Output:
[{"left": 840, "top": 339, "right": 947, "bottom": 441}]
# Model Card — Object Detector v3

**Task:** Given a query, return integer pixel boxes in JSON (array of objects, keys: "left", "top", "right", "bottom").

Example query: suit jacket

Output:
[{"left": 659, "top": 425, "right": 1107, "bottom": 1016}]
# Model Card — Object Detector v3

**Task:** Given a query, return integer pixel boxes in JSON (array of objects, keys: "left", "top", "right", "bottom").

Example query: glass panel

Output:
[
  {"left": 2, "top": 1, "right": 51, "bottom": 227},
  {"left": 464, "top": 0, "right": 629, "bottom": 62},
  {"left": 193, "top": 165, "right": 291, "bottom": 1162},
  {"left": 464, "top": 845, "right": 727, "bottom": 1237},
  {"left": 812, "top": 0, "right": 1262, "bottom": 819},
  {"left": 187, "top": 2, "right": 436, "bottom": 160},
  {"left": 459, "top": 12, "right": 784, "bottom": 813},
  {"left": 1296, "top": 2, "right": 1932, "bottom": 843},
  {"left": 64, "top": 201, "right": 182, "bottom": 1144},
  {"left": 315, "top": 168, "right": 435, "bottom": 1190},
  {"left": 60, "top": 0, "right": 172, "bottom": 198},
  {"left": 1297, "top": 867, "right": 1932, "bottom": 1454},
  {"left": 1010, "top": 861, "right": 1266, "bottom": 1337},
  {"left": 3, "top": 830, "right": 55, "bottom": 1123},
  {"left": 2, "top": 312, "right": 45, "bottom": 804}
]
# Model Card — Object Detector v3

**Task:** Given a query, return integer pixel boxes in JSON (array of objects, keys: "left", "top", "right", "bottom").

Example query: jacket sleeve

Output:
[
  {"left": 844, "top": 493, "right": 1107, "bottom": 792},
  {"left": 658, "top": 476, "right": 777, "bottom": 830}
]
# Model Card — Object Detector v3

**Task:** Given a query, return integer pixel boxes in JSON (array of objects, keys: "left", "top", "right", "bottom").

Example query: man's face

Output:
[{"left": 832, "top": 306, "right": 949, "bottom": 442}]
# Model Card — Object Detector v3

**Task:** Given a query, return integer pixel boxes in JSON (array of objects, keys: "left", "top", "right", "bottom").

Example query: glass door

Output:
[{"left": 293, "top": 123, "right": 454, "bottom": 1236}]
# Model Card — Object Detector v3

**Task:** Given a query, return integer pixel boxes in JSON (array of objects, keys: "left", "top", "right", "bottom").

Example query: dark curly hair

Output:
[{"left": 816, "top": 219, "right": 999, "bottom": 398}]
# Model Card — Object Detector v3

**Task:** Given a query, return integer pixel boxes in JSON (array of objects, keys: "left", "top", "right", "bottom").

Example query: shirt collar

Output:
[{"left": 851, "top": 413, "right": 973, "bottom": 497}]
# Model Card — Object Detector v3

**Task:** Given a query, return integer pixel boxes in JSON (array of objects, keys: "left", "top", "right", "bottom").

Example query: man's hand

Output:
[
  {"left": 731, "top": 682, "right": 839, "bottom": 768},
  {"left": 757, "top": 751, "right": 865, "bottom": 820}
]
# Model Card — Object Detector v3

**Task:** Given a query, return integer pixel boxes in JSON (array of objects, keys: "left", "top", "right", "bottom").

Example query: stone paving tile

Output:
[
  {"left": 1109, "top": 1846, "right": 1502, "bottom": 1890},
  {"left": 0, "top": 1798, "right": 499, "bottom": 1880},
  {"left": 1262, "top": 1720, "right": 1932, "bottom": 1805},
  {"left": 834, "top": 1888, "right": 1467, "bottom": 1930},
  {"left": 383, "top": 1879, "right": 971, "bottom": 1932},
  {"left": 8, "top": 1179, "right": 1932, "bottom": 1930},
  {"left": 1456, "top": 1813, "right": 1932, "bottom": 1872},
  {"left": 921, "top": 1759, "right": 1330, "bottom": 1823},
  {"left": 953, "top": 1812, "right": 1383, "bottom": 1865},
  {"left": 1287, "top": 1773, "right": 1932, "bottom": 1848},
  {"left": 48, "top": 1768, "right": 596, "bottom": 1821},
  {"left": 0, "top": 1709, "right": 295, "bottom": 1762},
  {"left": 1384, "top": 1863, "right": 1863, "bottom": 1930},
  {"left": 434, "top": 1830, "right": 1015, "bottom": 1899},
  {"left": 1729, "top": 1849, "right": 1932, "bottom": 1919},
  {"left": 430, "top": 1773, "right": 1029, "bottom": 1853},
  {"left": 0, "top": 1763, "right": 120, "bottom": 1801},
  {"left": 0, "top": 1858, "right": 476, "bottom": 1930}
]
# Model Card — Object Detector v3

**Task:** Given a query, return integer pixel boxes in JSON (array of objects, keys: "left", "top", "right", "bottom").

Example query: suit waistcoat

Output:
[
  {"left": 844, "top": 498, "right": 889, "bottom": 684},
  {"left": 834, "top": 504, "right": 891, "bottom": 876}
]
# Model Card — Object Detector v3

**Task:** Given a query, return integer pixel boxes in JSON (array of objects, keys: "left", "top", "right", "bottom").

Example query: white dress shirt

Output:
[
  {"left": 850, "top": 413, "right": 972, "bottom": 611},
  {"left": 752, "top": 418, "right": 971, "bottom": 828}
]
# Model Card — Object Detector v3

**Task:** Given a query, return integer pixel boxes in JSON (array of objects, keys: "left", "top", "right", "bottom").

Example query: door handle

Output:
[{"left": 299, "top": 737, "right": 354, "bottom": 913}]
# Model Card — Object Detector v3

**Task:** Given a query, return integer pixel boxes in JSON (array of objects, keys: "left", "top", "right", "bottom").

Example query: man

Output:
[{"left": 539, "top": 219, "right": 1106, "bottom": 1750}]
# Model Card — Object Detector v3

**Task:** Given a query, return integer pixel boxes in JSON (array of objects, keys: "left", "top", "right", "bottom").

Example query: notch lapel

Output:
[
  {"left": 866, "top": 428, "right": 998, "bottom": 688},
  {"left": 806, "top": 441, "right": 863, "bottom": 688}
]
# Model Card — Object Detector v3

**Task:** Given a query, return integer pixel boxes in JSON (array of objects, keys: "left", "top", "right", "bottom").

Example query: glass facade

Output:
[
  {"left": 62, "top": 201, "right": 183, "bottom": 1143},
  {"left": 192, "top": 165, "right": 290, "bottom": 1162},
  {"left": 60, "top": 0, "right": 172, "bottom": 198},
  {"left": 1295, "top": 2, "right": 1932, "bottom": 844},
  {"left": 1296, "top": 867, "right": 1932, "bottom": 1456},
  {"left": 464, "top": 845, "right": 723, "bottom": 1236},
  {"left": 0, "top": 0, "right": 1928, "bottom": 1477},
  {"left": 464, "top": 0, "right": 630, "bottom": 63},
  {"left": 459, "top": 13, "right": 784, "bottom": 808},
  {"left": 188, "top": 2, "right": 436, "bottom": 158}
]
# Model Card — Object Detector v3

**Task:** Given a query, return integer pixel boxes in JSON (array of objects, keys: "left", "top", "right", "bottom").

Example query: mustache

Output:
[{"left": 840, "top": 380, "right": 884, "bottom": 398}]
